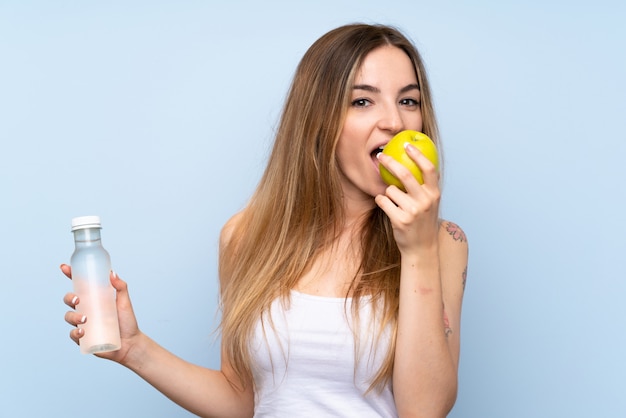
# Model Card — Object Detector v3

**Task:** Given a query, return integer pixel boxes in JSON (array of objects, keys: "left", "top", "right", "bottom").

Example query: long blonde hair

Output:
[{"left": 219, "top": 23, "right": 440, "bottom": 391}]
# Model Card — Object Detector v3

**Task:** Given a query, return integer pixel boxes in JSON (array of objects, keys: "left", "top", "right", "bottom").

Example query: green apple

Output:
[{"left": 379, "top": 130, "right": 439, "bottom": 190}]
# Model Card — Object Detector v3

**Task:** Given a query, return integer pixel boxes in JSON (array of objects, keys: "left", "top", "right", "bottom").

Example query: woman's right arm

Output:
[
  {"left": 61, "top": 216, "right": 254, "bottom": 417},
  {"left": 114, "top": 319, "right": 254, "bottom": 418}
]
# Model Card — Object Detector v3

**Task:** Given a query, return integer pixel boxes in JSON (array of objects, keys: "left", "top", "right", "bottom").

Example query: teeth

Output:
[
  {"left": 372, "top": 145, "right": 386, "bottom": 157},
  {"left": 372, "top": 146, "right": 385, "bottom": 158}
]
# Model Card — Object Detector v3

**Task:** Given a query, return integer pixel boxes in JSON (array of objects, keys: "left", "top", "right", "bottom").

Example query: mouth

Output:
[
  {"left": 370, "top": 145, "right": 386, "bottom": 159},
  {"left": 370, "top": 145, "right": 385, "bottom": 165},
  {"left": 370, "top": 145, "right": 386, "bottom": 171}
]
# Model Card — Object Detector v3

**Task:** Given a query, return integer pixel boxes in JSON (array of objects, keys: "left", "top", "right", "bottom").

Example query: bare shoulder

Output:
[
  {"left": 439, "top": 220, "right": 468, "bottom": 246},
  {"left": 219, "top": 211, "right": 246, "bottom": 248},
  {"left": 218, "top": 210, "right": 247, "bottom": 290},
  {"left": 438, "top": 220, "right": 469, "bottom": 260}
]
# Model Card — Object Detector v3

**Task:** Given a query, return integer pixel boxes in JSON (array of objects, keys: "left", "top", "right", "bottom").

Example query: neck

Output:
[{"left": 341, "top": 196, "right": 375, "bottom": 231}]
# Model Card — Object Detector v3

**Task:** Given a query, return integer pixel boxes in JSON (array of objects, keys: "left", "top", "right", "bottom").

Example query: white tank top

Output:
[{"left": 250, "top": 290, "right": 397, "bottom": 417}]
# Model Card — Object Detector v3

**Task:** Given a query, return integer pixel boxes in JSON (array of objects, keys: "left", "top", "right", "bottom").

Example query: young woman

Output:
[{"left": 62, "top": 23, "right": 468, "bottom": 417}]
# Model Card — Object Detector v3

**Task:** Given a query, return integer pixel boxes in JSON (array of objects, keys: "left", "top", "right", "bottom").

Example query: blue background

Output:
[{"left": 1, "top": 1, "right": 624, "bottom": 416}]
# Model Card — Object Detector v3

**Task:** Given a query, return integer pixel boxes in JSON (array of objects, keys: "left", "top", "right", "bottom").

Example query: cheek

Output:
[
  {"left": 336, "top": 123, "right": 360, "bottom": 157},
  {"left": 412, "top": 113, "right": 424, "bottom": 132},
  {"left": 335, "top": 131, "right": 363, "bottom": 174},
  {"left": 335, "top": 142, "right": 353, "bottom": 172}
]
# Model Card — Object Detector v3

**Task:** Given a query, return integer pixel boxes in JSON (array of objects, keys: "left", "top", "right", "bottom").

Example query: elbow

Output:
[
  {"left": 443, "top": 378, "right": 459, "bottom": 416},
  {"left": 397, "top": 376, "right": 458, "bottom": 418},
  {"left": 437, "top": 373, "right": 459, "bottom": 417}
]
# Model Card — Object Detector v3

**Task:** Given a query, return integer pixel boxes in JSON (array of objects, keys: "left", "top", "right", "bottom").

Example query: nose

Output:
[{"left": 377, "top": 103, "right": 404, "bottom": 135}]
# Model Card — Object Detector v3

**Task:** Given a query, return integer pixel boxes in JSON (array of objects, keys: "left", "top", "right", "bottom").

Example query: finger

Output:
[
  {"left": 378, "top": 189, "right": 423, "bottom": 227},
  {"left": 404, "top": 144, "right": 439, "bottom": 187},
  {"left": 60, "top": 264, "right": 72, "bottom": 279},
  {"left": 110, "top": 271, "right": 135, "bottom": 311},
  {"left": 65, "top": 310, "right": 87, "bottom": 327},
  {"left": 63, "top": 293, "right": 79, "bottom": 308},
  {"left": 378, "top": 180, "right": 440, "bottom": 225},
  {"left": 375, "top": 192, "right": 404, "bottom": 219},
  {"left": 110, "top": 270, "right": 125, "bottom": 290},
  {"left": 70, "top": 327, "right": 83, "bottom": 345},
  {"left": 378, "top": 152, "right": 422, "bottom": 192}
]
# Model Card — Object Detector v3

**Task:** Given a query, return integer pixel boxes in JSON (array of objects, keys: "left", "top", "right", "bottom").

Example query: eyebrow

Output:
[{"left": 352, "top": 83, "right": 420, "bottom": 94}]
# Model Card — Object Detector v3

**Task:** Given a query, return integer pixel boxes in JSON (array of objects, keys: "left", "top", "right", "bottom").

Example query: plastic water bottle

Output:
[{"left": 70, "top": 216, "right": 121, "bottom": 354}]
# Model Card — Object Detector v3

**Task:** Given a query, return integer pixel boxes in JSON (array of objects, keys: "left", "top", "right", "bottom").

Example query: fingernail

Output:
[
  {"left": 80, "top": 315, "right": 87, "bottom": 324},
  {"left": 71, "top": 296, "right": 79, "bottom": 305},
  {"left": 77, "top": 328, "right": 84, "bottom": 336},
  {"left": 376, "top": 152, "right": 382, "bottom": 160}
]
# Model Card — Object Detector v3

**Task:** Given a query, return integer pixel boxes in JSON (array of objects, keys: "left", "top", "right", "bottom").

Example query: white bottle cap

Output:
[{"left": 71, "top": 215, "right": 102, "bottom": 231}]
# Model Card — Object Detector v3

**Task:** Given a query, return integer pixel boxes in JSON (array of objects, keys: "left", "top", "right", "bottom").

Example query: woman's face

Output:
[{"left": 336, "top": 45, "right": 423, "bottom": 207}]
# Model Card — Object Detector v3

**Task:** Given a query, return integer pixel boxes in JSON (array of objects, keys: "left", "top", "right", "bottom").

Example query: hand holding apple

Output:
[{"left": 379, "top": 130, "right": 439, "bottom": 191}]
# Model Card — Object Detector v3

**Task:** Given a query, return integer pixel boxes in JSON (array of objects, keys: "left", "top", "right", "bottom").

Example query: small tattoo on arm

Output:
[
  {"left": 443, "top": 309, "right": 452, "bottom": 337},
  {"left": 462, "top": 265, "right": 467, "bottom": 291},
  {"left": 445, "top": 221, "right": 467, "bottom": 243}
]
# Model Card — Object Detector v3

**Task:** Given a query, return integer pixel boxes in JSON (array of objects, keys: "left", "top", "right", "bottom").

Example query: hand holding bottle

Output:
[{"left": 61, "top": 264, "right": 141, "bottom": 363}]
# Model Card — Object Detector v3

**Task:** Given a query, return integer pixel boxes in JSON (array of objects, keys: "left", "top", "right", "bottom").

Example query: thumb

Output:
[
  {"left": 110, "top": 270, "right": 125, "bottom": 291},
  {"left": 109, "top": 270, "right": 137, "bottom": 315}
]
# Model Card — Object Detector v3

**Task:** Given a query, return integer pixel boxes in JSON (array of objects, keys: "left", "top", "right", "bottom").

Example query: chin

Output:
[{"left": 369, "top": 182, "right": 388, "bottom": 198}]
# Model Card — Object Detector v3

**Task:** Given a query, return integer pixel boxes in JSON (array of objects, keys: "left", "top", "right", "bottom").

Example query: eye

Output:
[
  {"left": 351, "top": 98, "right": 372, "bottom": 108},
  {"left": 400, "top": 98, "right": 420, "bottom": 107}
]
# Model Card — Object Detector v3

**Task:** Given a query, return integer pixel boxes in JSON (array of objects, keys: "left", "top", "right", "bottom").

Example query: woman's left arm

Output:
[
  {"left": 376, "top": 146, "right": 469, "bottom": 418},
  {"left": 393, "top": 221, "right": 467, "bottom": 418}
]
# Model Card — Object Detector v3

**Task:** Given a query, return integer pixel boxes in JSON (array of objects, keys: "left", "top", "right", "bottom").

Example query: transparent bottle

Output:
[{"left": 70, "top": 216, "right": 121, "bottom": 354}]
